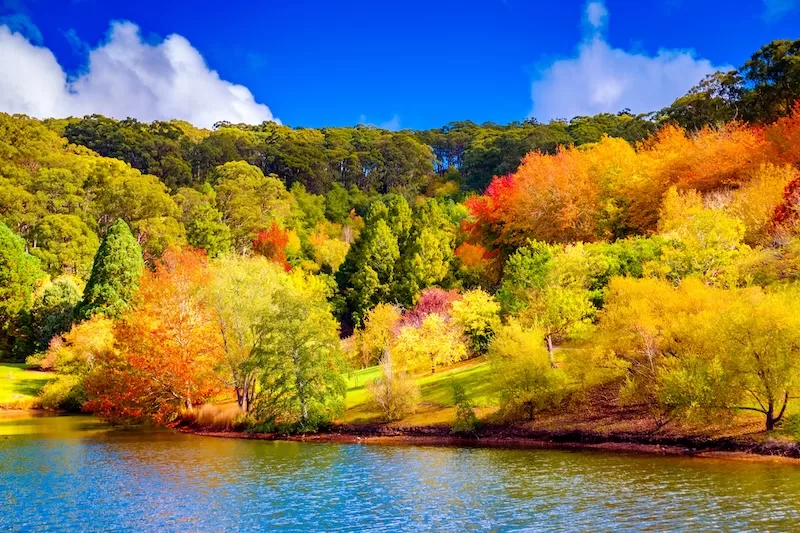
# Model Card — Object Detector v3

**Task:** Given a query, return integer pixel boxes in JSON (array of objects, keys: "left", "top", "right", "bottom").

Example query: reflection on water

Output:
[{"left": 1, "top": 415, "right": 799, "bottom": 532}]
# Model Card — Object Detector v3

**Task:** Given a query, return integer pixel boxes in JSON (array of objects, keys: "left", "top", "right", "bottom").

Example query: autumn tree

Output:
[
  {"left": 451, "top": 289, "right": 500, "bottom": 355},
  {"left": 84, "top": 248, "right": 224, "bottom": 424}
]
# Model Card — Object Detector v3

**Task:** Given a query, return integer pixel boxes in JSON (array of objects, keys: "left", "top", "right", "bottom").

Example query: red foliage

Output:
[
  {"left": 402, "top": 288, "right": 461, "bottom": 328},
  {"left": 771, "top": 176, "right": 800, "bottom": 234},
  {"left": 252, "top": 222, "right": 290, "bottom": 271},
  {"left": 83, "top": 247, "right": 225, "bottom": 424}
]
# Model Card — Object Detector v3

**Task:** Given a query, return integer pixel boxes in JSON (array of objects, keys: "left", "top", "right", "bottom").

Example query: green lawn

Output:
[
  {"left": 343, "top": 357, "right": 494, "bottom": 423},
  {"left": 0, "top": 363, "right": 55, "bottom": 408}
]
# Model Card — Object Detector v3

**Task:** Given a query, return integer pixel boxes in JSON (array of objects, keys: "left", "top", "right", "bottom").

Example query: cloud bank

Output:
[
  {"left": 530, "top": 0, "right": 729, "bottom": 121},
  {"left": 0, "top": 21, "right": 277, "bottom": 127}
]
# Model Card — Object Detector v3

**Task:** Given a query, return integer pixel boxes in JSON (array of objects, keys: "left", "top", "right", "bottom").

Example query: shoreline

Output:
[{"left": 174, "top": 423, "right": 800, "bottom": 464}]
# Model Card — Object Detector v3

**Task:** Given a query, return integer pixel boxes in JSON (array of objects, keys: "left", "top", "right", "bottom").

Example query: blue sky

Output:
[{"left": 0, "top": 0, "right": 798, "bottom": 129}]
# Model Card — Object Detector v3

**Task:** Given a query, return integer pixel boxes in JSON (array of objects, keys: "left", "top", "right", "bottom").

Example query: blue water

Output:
[{"left": 1, "top": 415, "right": 799, "bottom": 532}]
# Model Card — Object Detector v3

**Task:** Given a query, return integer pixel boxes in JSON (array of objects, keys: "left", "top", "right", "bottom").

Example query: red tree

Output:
[{"left": 252, "top": 222, "right": 290, "bottom": 271}]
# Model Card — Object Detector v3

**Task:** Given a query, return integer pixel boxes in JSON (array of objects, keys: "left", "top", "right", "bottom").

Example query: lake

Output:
[{"left": 1, "top": 415, "right": 799, "bottom": 532}]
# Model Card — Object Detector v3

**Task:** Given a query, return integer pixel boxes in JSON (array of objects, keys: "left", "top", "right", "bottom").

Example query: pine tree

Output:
[
  {"left": 77, "top": 219, "right": 144, "bottom": 320},
  {"left": 0, "top": 222, "right": 44, "bottom": 356}
]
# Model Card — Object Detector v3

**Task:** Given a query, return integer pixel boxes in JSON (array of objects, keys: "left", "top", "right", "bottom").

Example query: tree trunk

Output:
[
  {"left": 546, "top": 335, "right": 555, "bottom": 368},
  {"left": 766, "top": 399, "right": 775, "bottom": 431}
]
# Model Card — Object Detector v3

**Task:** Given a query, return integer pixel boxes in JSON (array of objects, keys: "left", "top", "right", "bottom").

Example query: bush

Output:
[
  {"left": 451, "top": 381, "right": 479, "bottom": 435},
  {"left": 191, "top": 403, "right": 244, "bottom": 430},
  {"left": 368, "top": 355, "right": 420, "bottom": 421},
  {"left": 40, "top": 375, "right": 85, "bottom": 411}
]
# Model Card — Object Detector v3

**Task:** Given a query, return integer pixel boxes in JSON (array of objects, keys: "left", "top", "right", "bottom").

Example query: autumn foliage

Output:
[
  {"left": 252, "top": 222, "right": 291, "bottom": 271},
  {"left": 465, "top": 113, "right": 800, "bottom": 254},
  {"left": 83, "top": 248, "right": 225, "bottom": 423}
]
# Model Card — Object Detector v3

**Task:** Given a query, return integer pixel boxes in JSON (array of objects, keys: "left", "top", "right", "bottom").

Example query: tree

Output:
[
  {"left": 714, "top": 288, "right": 800, "bottom": 430},
  {"left": 394, "top": 313, "right": 467, "bottom": 374},
  {"left": 451, "top": 289, "right": 500, "bottom": 355},
  {"left": 84, "top": 248, "right": 225, "bottom": 424},
  {"left": 252, "top": 278, "right": 346, "bottom": 430},
  {"left": 367, "top": 350, "right": 420, "bottom": 422},
  {"left": 77, "top": 219, "right": 144, "bottom": 320},
  {"left": 205, "top": 256, "right": 285, "bottom": 412},
  {"left": 488, "top": 320, "right": 567, "bottom": 421},
  {"left": 0, "top": 222, "right": 44, "bottom": 356},
  {"left": 355, "top": 303, "right": 402, "bottom": 368},
  {"left": 252, "top": 222, "right": 291, "bottom": 270},
  {"left": 30, "top": 214, "right": 99, "bottom": 278},
  {"left": 29, "top": 277, "right": 81, "bottom": 352}
]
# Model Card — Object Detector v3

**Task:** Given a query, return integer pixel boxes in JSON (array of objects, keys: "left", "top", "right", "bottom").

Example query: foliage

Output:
[
  {"left": 251, "top": 278, "right": 346, "bottom": 431},
  {"left": 488, "top": 320, "right": 567, "bottom": 421},
  {"left": 451, "top": 381, "right": 479, "bottom": 435},
  {"left": 450, "top": 289, "right": 500, "bottom": 355},
  {"left": 367, "top": 352, "right": 420, "bottom": 422},
  {"left": 355, "top": 303, "right": 402, "bottom": 368},
  {"left": 84, "top": 248, "right": 224, "bottom": 424},
  {"left": 29, "top": 277, "right": 81, "bottom": 353},
  {"left": 77, "top": 219, "right": 144, "bottom": 320}
]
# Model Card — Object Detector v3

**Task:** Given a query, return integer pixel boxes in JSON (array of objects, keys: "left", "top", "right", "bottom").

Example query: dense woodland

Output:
[{"left": 2, "top": 38, "right": 800, "bottom": 433}]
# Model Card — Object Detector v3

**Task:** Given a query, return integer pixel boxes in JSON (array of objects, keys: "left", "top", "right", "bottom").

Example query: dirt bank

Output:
[{"left": 174, "top": 422, "right": 800, "bottom": 463}]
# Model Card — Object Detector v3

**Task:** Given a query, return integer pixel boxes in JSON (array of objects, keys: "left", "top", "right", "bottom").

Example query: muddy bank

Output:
[{"left": 174, "top": 422, "right": 800, "bottom": 463}]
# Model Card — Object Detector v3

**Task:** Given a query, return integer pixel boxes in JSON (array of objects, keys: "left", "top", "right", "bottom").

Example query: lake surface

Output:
[{"left": 1, "top": 415, "right": 799, "bottom": 532}]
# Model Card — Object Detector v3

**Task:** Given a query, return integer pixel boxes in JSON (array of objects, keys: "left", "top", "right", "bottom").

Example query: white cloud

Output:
[
  {"left": 358, "top": 113, "right": 401, "bottom": 131},
  {"left": 530, "top": 0, "right": 729, "bottom": 121},
  {"left": 585, "top": 1, "right": 608, "bottom": 31},
  {"left": 763, "top": 0, "right": 798, "bottom": 20},
  {"left": 0, "top": 21, "right": 277, "bottom": 127}
]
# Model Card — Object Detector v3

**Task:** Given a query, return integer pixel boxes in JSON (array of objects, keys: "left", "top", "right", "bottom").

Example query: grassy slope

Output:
[
  {"left": 342, "top": 357, "right": 494, "bottom": 424},
  {"left": 0, "top": 363, "right": 55, "bottom": 408}
]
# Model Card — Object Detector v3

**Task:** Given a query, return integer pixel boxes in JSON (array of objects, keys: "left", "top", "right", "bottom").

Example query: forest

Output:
[{"left": 2, "top": 37, "right": 800, "bottom": 435}]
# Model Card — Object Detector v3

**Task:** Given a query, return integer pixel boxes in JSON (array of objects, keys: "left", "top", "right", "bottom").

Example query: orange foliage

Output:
[
  {"left": 83, "top": 247, "right": 225, "bottom": 424},
  {"left": 252, "top": 222, "right": 290, "bottom": 270},
  {"left": 466, "top": 120, "right": 781, "bottom": 252},
  {"left": 766, "top": 101, "right": 800, "bottom": 169}
]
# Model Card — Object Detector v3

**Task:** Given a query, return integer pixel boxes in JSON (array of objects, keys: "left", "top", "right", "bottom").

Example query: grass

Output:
[
  {"left": 342, "top": 357, "right": 494, "bottom": 424},
  {"left": 0, "top": 363, "right": 56, "bottom": 409}
]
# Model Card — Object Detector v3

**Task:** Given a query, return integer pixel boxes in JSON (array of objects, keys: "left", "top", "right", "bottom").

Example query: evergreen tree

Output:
[{"left": 77, "top": 219, "right": 144, "bottom": 320}]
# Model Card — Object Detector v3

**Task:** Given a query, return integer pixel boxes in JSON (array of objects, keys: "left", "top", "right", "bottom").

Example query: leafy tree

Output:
[
  {"left": 84, "top": 248, "right": 224, "bottom": 424},
  {"left": 252, "top": 278, "right": 346, "bottom": 431},
  {"left": 30, "top": 214, "right": 99, "bottom": 278},
  {"left": 252, "top": 222, "right": 291, "bottom": 270},
  {"left": 368, "top": 350, "right": 420, "bottom": 422},
  {"left": 451, "top": 289, "right": 500, "bottom": 355},
  {"left": 451, "top": 381, "right": 479, "bottom": 435},
  {"left": 175, "top": 187, "right": 231, "bottom": 258},
  {"left": 29, "top": 277, "right": 82, "bottom": 352},
  {"left": 0, "top": 222, "right": 44, "bottom": 357},
  {"left": 393, "top": 313, "right": 467, "bottom": 374},
  {"left": 488, "top": 320, "right": 567, "bottom": 421},
  {"left": 355, "top": 303, "right": 402, "bottom": 368},
  {"left": 77, "top": 219, "right": 144, "bottom": 320}
]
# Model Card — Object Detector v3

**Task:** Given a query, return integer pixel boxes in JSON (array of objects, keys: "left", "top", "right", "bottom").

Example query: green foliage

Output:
[
  {"left": 0, "top": 222, "right": 45, "bottom": 358},
  {"left": 29, "top": 278, "right": 81, "bottom": 352},
  {"left": 30, "top": 214, "right": 99, "bottom": 278},
  {"left": 252, "top": 279, "right": 347, "bottom": 431},
  {"left": 451, "top": 381, "right": 479, "bottom": 435},
  {"left": 77, "top": 219, "right": 144, "bottom": 320},
  {"left": 451, "top": 289, "right": 500, "bottom": 355},
  {"left": 488, "top": 320, "right": 567, "bottom": 421}
]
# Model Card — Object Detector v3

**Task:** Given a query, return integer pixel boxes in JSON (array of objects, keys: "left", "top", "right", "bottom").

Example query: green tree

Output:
[
  {"left": 0, "top": 222, "right": 44, "bottom": 357},
  {"left": 29, "top": 277, "right": 81, "bottom": 352},
  {"left": 30, "top": 214, "right": 99, "bottom": 278},
  {"left": 205, "top": 256, "right": 285, "bottom": 412},
  {"left": 488, "top": 320, "right": 567, "bottom": 421},
  {"left": 77, "top": 219, "right": 144, "bottom": 320},
  {"left": 252, "top": 278, "right": 346, "bottom": 430},
  {"left": 451, "top": 289, "right": 500, "bottom": 355}
]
